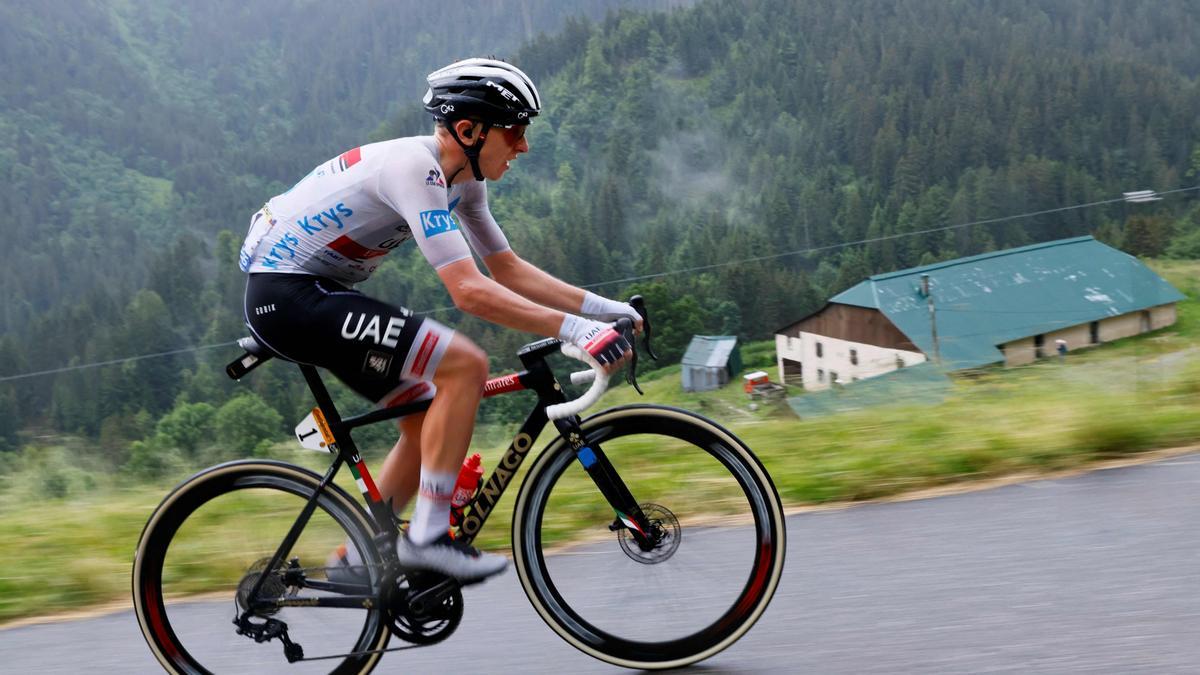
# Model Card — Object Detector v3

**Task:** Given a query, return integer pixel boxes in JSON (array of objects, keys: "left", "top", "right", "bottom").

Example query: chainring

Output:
[{"left": 383, "top": 571, "right": 464, "bottom": 645}]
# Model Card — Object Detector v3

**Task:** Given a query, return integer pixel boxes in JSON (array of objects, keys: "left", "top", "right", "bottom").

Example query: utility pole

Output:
[{"left": 921, "top": 274, "right": 941, "bottom": 366}]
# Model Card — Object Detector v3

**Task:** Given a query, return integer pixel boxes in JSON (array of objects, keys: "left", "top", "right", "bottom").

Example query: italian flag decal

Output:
[
  {"left": 615, "top": 510, "right": 646, "bottom": 536},
  {"left": 348, "top": 460, "right": 382, "bottom": 503}
]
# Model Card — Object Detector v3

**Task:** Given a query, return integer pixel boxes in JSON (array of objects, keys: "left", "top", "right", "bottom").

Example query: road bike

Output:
[{"left": 132, "top": 298, "right": 786, "bottom": 673}]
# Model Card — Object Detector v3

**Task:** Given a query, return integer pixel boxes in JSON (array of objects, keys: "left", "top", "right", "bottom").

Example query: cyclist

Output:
[{"left": 238, "top": 58, "right": 640, "bottom": 583}]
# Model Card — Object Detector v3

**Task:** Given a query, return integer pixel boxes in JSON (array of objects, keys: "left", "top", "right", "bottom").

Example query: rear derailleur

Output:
[
  {"left": 233, "top": 556, "right": 305, "bottom": 662},
  {"left": 233, "top": 612, "right": 304, "bottom": 663}
]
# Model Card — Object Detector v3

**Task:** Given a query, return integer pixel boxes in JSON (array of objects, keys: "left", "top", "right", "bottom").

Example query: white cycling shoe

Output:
[{"left": 395, "top": 532, "right": 508, "bottom": 583}]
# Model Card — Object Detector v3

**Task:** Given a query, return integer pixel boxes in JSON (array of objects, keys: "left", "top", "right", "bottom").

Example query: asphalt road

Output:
[{"left": 3, "top": 452, "right": 1198, "bottom": 674}]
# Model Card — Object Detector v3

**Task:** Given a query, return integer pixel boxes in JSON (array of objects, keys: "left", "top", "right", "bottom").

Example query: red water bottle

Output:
[{"left": 450, "top": 453, "right": 483, "bottom": 527}]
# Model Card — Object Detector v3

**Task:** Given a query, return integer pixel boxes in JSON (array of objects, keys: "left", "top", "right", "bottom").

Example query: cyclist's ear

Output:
[{"left": 454, "top": 120, "right": 481, "bottom": 143}]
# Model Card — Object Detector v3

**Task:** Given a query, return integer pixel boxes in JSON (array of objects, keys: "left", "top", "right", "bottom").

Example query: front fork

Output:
[{"left": 550, "top": 416, "right": 660, "bottom": 551}]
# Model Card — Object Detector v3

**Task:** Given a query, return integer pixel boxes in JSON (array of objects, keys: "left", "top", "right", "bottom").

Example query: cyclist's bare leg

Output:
[
  {"left": 406, "top": 334, "right": 487, "bottom": 545},
  {"left": 422, "top": 334, "right": 488, "bottom": 473},
  {"left": 376, "top": 335, "right": 485, "bottom": 514},
  {"left": 375, "top": 412, "right": 424, "bottom": 514}
]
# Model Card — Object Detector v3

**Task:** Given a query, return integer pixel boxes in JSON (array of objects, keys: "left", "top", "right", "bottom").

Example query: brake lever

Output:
[
  {"left": 629, "top": 295, "right": 658, "bottom": 361},
  {"left": 615, "top": 317, "right": 643, "bottom": 395}
]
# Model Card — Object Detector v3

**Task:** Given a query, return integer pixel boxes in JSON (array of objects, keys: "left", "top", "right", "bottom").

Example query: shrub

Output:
[
  {"left": 214, "top": 393, "right": 283, "bottom": 457},
  {"left": 155, "top": 401, "right": 217, "bottom": 456},
  {"left": 124, "top": 438, "right": 185, "bottom": 481},
  {"left": 41, "top": 470, "right": 71, "bottom": 499},
  {"left": 1165, "top": 227, "right": 1200, "bottom": 259}
]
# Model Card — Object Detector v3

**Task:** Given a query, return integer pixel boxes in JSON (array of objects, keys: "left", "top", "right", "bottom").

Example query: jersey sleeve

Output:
[
  {"left": 454, "top": 180, "right": 512, "bottom": 258},
  {"left": 376, "top": 154, "right": 475, "bottom": 270}
]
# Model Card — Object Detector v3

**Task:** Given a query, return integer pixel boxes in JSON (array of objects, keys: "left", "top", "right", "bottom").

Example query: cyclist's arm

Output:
[
  {"left": 441, "top": 258, "right": 631, "bottom": 373},
  {"left": 486, "top": 251, "right": 642, "bottom": 331},
  {"left": 483, "top": 250, "right": 585, "bottom": 314},
  {"left": 452, "top": 182, "right": 596, "bottom": 318},
  {"left": 438, "top": 257, "right": 567, "bottom": 338}
]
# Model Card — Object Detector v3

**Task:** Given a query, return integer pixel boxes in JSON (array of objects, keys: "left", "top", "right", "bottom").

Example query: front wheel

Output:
[
  {"left": 132, "top": 460, "right": 390, "bottom": 674},
  {"left": 512, "top": 405, "right": 786, "bottom": 670}
]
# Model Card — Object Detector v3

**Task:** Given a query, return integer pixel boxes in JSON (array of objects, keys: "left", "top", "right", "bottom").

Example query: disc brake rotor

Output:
[{"left": 617, "top": 503, "right": 681, "bottom": 564}]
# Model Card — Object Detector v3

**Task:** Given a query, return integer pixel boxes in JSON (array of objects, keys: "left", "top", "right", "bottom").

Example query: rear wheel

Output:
[
  {"left": 512, "top": 405, "right": 786, "bottom": 670},
  {"left": 132, "top": 460, "right": 390, "bottom": 674}
]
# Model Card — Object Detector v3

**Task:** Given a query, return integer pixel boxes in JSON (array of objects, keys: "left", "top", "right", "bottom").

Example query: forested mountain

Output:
[
  {"left": 1, "top": 0, "right": 1198, "bottom": 460},
  {"left": 0, "top": 0, "right": 686, "bottom": 444},
  {"left": 0, "top": 0, "right": 684, "bottom": 321}
]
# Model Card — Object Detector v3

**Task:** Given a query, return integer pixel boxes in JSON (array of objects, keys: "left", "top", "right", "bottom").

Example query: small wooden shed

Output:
[{"left": 681, "top": 335, "right": 741, "bottom": 392}]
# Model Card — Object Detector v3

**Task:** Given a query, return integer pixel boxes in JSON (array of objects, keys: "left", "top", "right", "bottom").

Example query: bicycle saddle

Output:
[{"left": 226, "top": 335, "right": 280, "bottom": 380}]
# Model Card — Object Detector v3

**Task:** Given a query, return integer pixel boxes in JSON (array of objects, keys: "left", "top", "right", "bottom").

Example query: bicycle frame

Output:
[{"left": 239, "top": 336, "right": 657, "bottom": 614}]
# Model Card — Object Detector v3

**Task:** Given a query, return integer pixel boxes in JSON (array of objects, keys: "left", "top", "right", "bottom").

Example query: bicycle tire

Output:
[
  {"left": 132, "top": 460, "right": 390, "bottom": 675},
  {"left": 511, "top": 404, "right": 786, "bottom": 670}
]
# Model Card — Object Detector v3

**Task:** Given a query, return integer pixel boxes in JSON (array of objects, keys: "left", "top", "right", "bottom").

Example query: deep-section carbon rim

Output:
[
  {"left": 512, "top": 406, "right": 786, "bottom": 670},
  {"left": 132, "top": 461, "right": 390, "bottom": 674}
]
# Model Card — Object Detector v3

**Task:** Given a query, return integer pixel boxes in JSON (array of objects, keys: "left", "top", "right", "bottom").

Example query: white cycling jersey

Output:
[{"left": 239, "top": 136, "right": 510, "bottom": 284}]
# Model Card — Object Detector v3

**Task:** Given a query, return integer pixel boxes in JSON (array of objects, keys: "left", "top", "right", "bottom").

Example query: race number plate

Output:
[{"left": 294, "top": 408, "right": 337, "bottom": 453}]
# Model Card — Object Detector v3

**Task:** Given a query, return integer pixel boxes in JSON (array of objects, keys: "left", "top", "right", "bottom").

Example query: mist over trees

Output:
[{"left": 1, "top": 0, "right": 1198, "bottom": 462}]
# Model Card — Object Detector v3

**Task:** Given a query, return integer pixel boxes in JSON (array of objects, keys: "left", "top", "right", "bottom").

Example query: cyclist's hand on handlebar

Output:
[
  {"left": 585, "top": 325, "right": 633, "bottom": 374},
  {"left": 595, "top": 309, "right": 643, "bottom": 336},
  {"left": 559, "top": 315, "right": 633, "bottom": 374},
  {"left": 582, "top": 291, "right": 644, "bottom": 334}
]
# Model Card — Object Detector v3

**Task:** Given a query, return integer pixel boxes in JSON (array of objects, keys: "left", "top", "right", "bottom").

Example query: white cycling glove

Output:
[
  {"left": 581, "top": 291, "right": 641, "bottom": 326},
  {"left": 558, "top": 314, "right": 631, "bottom": 367}
]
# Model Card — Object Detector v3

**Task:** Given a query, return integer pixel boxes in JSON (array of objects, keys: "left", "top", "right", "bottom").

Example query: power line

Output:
[
  {"left": 3, "top": 184, "right": 1195, "bottom": 382},
  {"left": 579, "top": 184, "right": 1200, "bottom": 290},
  {"left": 0, "top": 341, "right": 240, "bottom": 383}
]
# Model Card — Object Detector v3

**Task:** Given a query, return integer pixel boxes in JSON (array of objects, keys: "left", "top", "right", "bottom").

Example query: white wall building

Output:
[{"left": 776, "top": 331, "right": 926, "bottom": 391}]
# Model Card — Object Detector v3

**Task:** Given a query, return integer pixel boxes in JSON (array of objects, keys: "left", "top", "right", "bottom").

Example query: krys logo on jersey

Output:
[
  {"left": 254, "top": 201, "right": 354, "bottom": 270},
  {"left": 419, "top": 209, "right": 459, "bottom": 238},
  {"left": 296, "top": 202, "right": 354, "bottom": 236},
  {"left": 256, "top": 232, "right": 301, "bottom": 270}
]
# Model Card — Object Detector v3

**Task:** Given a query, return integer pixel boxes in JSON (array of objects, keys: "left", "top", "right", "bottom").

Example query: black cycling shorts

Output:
[{"left": 244, "top": 273, "right": 452, "bottom": 407}]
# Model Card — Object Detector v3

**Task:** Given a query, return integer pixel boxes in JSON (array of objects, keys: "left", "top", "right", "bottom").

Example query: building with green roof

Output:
[{"left": 775, "top": 236, "right": 1184, "bottom": 390}]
